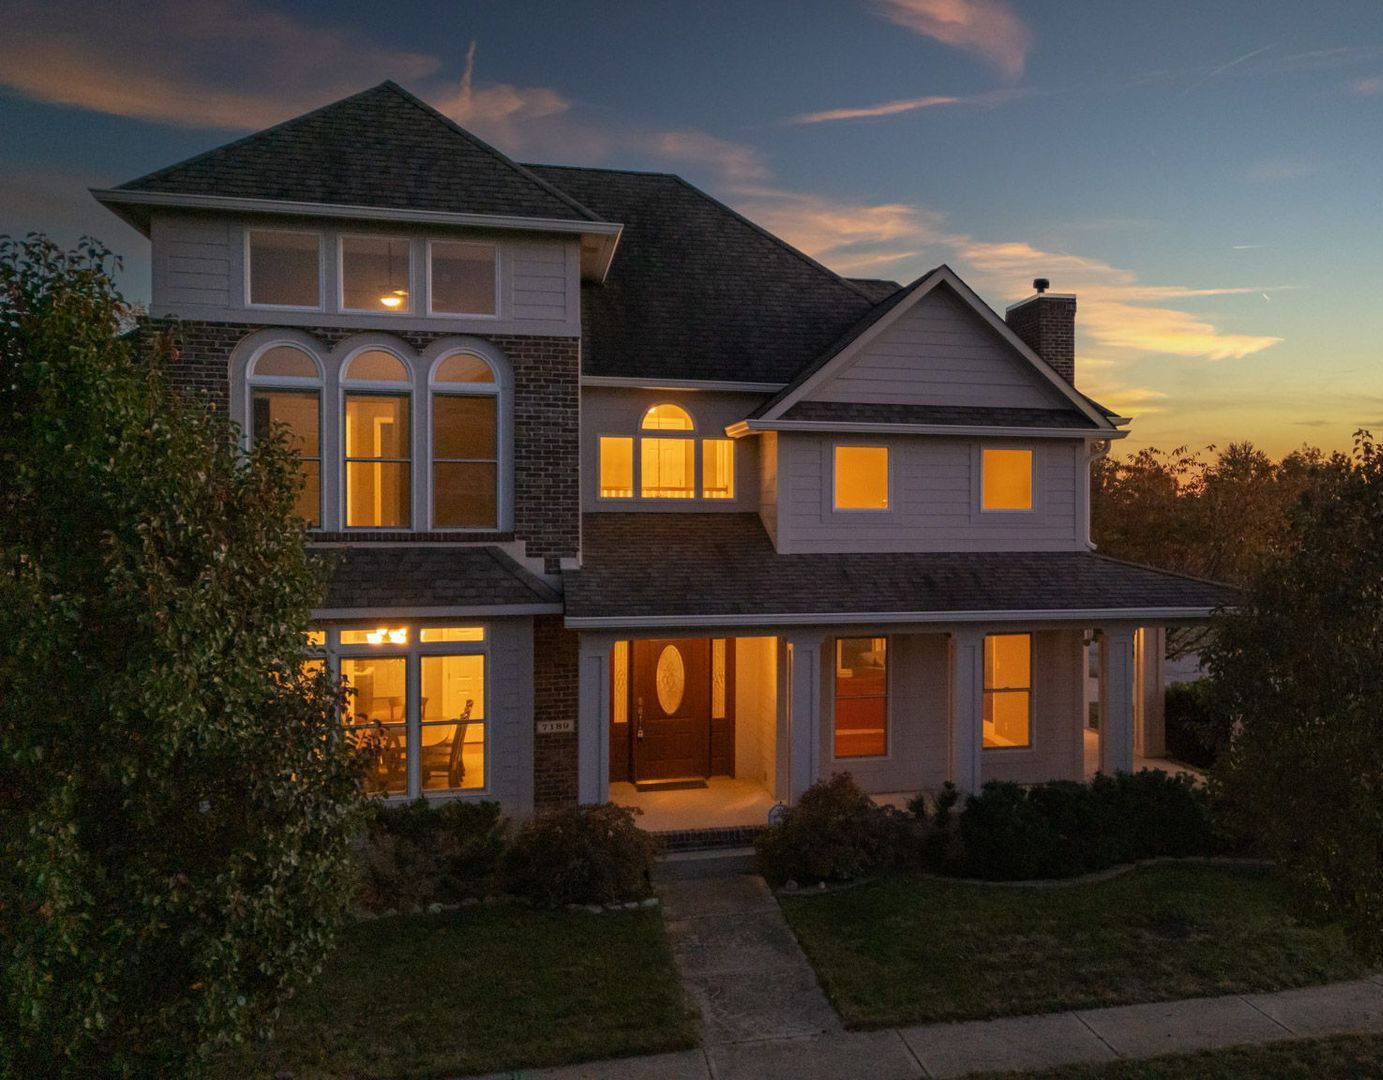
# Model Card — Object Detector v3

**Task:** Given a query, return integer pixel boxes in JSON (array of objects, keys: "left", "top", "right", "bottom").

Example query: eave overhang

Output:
[
  {"left": 90, "top": 188, "right": 624, "bottom": 282},
  {"left": 725, "top": 418, "right": 1129, "bottom": 440},
  {"left": 565, "top": 605, "right": 1220, "bottom": 631}
]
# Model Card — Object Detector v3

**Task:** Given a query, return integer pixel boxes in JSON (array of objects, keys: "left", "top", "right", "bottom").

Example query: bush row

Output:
[
  {"left": 755, "top": 769, "right": 1233, "bottom": 885},
  {"left": 355, "top": 800, "right": 660, "bottom": 911}
]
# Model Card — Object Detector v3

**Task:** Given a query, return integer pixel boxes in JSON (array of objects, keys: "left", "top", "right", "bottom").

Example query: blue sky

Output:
[{"left": 4, "top": 0, "right": 1382, "bottom": 453}]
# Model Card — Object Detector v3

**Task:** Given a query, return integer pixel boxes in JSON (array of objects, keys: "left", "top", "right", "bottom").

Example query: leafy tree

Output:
[
  {"left": 0, "top": 237, "right": 366, "bottom": 1076},
  {"left": 1205, "top": 433, "right": 1383, "bottom": 958}
]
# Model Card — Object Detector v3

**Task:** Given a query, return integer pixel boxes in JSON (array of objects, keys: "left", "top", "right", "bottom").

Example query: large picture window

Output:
[
  {"left": 982, "top": 448, "right": 1034, "bottom": 511},
  {"left": 247, "top": 229, "right": 321, "bottom": 308},
  {"left": 834, "top": 637, "right": 888, "bottom": 758},
  {"left": 336, "top": 625, "right": 488, "bottom": 798},
  {"left": 984, "top": 633, "right": 1032, "bottom": 747}
]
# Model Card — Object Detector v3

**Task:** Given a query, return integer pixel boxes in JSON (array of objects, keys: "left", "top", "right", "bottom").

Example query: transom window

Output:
[
  {"left": 247, "top": 230, "right": 321, "bottom": 309},
  {"left": 597, "top": 403, "right": 736, "bottom": 501},
  {"left": 982, "top": 448, "right": 1034, "bottom": 511},
  {"left": 237, "top": 334, "right": 508, "bottom": 532},
  {"left": 328, "top": 624, "right": 488, "bottom": 798},
  {"left": 834, "top": 445, "right": 889, "bottom": 510},
  {"left": 834, "top": 637, "right": 888, "bottom": 758},
  {"left": 984, "top": 633, "right": 1032, "bottom": 748}
]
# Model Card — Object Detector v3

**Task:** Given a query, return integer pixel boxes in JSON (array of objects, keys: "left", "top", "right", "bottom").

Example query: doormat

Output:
[{"left": 633, "top": 777, "right": 709, "bottom": 792}]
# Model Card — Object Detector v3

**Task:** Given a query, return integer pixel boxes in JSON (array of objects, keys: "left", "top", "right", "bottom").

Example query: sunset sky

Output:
[{"left": 4, "top": 0, "right": 1382, "bottom": 454}]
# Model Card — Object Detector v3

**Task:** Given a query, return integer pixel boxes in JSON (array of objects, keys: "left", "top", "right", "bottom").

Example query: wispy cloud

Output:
[
  {"left": 1350, "top": 75, "right": 1383, "bottom": 96},
  {"left": 1182, "top": 42, "right": 1278, "bottom": 94},
  {"left": 873, "top": 0, "right": 1032, "bottom": 79},
  {"left": 0, "top": 0, "right": 439, "bottom": 129},
  {"left": 790, "top": 86, "right": 1031, "bottom": 125}
]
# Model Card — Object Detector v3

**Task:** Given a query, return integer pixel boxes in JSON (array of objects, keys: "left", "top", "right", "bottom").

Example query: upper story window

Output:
[
  {"left": 429, "top": 241, "right": 497, "bottom": 317},
  {"left": 982, "top": 448, "right": 1034, "bottom": 511},
  {"left": 833, "top": 445, "right": 889, "bottom": 511},
  {"left": 235, "top": 333, "right": 510, "bottom": 533},
  {"left": 248, "top": 344, "right": 321, "bottom": 525},
  {"left": 597, "top": 403, "right": 736, "bottom": 501},
  {"left": 247, "top": 229, "right": 321, "bottom": 309},
  {"left": 343, "top": 349, "right": 411, "bottom": 528},
  {"left": 431, "top": 352, "right": 499, "bottom": 528},
  {"left": 341, "top": 235, "right": 410, "bottom": 313}
]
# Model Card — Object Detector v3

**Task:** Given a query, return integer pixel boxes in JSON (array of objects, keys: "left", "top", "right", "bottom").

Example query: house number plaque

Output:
[{"left": 536, "top": 719, "right": 575, "bottom": 734}]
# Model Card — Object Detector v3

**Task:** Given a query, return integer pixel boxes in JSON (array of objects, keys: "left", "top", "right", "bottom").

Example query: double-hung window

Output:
[
  {"left": 247, "top": 344, "right": 322, "bottom": 525},
  {"left": 431, "top": 353, "right": 499, "bottom": 528},
  {"left": 343, "top": 349, "right": 412, "bottom": 528},
  {"left": 983, "top": 633, "right": 1033, "bottom": 747},
  {"left": 834, "top": 637, "right": 888, "bottom": 758}
]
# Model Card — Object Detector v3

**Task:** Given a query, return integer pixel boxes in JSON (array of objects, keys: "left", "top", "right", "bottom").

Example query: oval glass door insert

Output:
[{"left": 655, "top": 644, "right": 686, "bottom": 715}]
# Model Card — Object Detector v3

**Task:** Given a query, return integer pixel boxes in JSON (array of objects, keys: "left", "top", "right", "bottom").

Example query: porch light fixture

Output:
[{"left": 366, "top": 626, "right": 408, "bottom": 645}]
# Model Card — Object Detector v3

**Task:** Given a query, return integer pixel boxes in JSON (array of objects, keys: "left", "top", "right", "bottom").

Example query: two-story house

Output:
[{"left": 94, "top": 82, "right": 1231, "bottom": 835}]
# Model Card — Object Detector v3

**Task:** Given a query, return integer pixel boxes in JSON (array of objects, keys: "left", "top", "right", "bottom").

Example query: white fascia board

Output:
[
  {"left": 733, "top": 419, "right": 1129, "bottom": 440},
  {"left": 314, "top": 603, "right": 563, "bottom": 620},
  {"left": 582, "top": 375, "right": 787, "bottom": 393},
  {"left": 565, "top": 606, "right": 1219, "bottom": 630},
  {"left": 92, "top": 188, "right": 623, "bottom": 280}
]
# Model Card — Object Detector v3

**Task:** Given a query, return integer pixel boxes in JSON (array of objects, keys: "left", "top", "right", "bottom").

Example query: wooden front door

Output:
[{"left": 631, "top": 639, "right": 711, "bottom": 781}]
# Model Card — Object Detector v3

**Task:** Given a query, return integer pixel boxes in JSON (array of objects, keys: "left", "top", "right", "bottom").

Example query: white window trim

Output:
[
  {"left": 326, "top": 623, "right": 491, "bottom": 800},
  {"left": 982, "top": 632, "right": 1036, "bottom": 752},
  {"left": 243, "top": 339, "right": 324, "bottom": 526},
  {"left": 230, "top": 331, "right": 514, "bottom": 534},
  {"left": 427, "top": 350, "right": 504, "bottom": 531},
  {"left": 244, "top": 227, "right": 325, "bottom": 312},
  {"left": 426, "top": 239, "right": 501, "bottom": 319},
  {"left": 830, "top": 442, "right": 892, "bottom": 514},
  {"left": 979, "top": 445, "right": 1038, "bottom": 514},
  {"left": 340, "top": 346, "right": 414, "bottom": 532},
  {"left": 830, "top": 635, "right": 892, "bottom": 762},
  {"left": 337, "top": 233, "right": 413, "bottom": 316}
]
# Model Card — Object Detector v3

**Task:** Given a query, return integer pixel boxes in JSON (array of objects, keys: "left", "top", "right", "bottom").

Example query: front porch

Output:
[{"left": 579, "top": 625, "right": 1181, "bottom": 834}]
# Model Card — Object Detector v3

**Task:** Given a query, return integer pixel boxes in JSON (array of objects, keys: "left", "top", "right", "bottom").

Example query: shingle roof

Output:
[
  {"left": 317, "top": 545, "right": 561, "bottom": 611},
  {"left": 565, "top": 514, "right": 1236, "bottom": 623},
  {"left": 117, "top": 82, "right": 598, "bottom": 223},
  {"left": 782, "top": 401, "right": 1099, "bottom": 428},
  {"left": 523, "top": 164, "right": 881, "bottom": 383}
]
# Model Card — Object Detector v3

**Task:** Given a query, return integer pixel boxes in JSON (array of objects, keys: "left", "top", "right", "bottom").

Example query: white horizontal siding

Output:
[
  {"left": 810, "top": 286, "right": 1065, "bottom": 410},
  {"left": 778, "top": 432, "right": 1084, "bottom": 553},
  {"left": 510, "top": 241, "right": 568, "bottom": 322},
  {"left": 151, "top": 215, "right": 232, "bottom": 308}
]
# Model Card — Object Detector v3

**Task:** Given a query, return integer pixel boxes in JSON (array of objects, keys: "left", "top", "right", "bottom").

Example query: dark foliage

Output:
[
  {"left": 755, "top": 773, "right": 922, "bottom": 885},
  {"left": 1164, "top": 680, "right": 1223, "bottom": 769},
  {"left": 499, "top": 803, "right": 662, "bottom": 906},
  {"left": 0, "top": 236, "right": 365, "bottom": 1077},
  {"left": 356, "top": 799, "right": 508, "bottom": 911}
]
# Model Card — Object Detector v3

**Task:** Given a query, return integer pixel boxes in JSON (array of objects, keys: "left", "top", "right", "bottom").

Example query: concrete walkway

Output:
[{"left": 474, "top": 875, "right": 1383, "bottom": 1079}]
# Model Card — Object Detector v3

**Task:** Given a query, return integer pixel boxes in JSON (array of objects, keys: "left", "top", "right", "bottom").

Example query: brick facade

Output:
[
  {"left": 145, "top": 319, "right": 581, "bottom": 571},
  {"left": 532, "top": 614, "right": 580, "bottom": 807},
  {"left": 1004, "top": 295, "right": 1077, "bottom": 385}
]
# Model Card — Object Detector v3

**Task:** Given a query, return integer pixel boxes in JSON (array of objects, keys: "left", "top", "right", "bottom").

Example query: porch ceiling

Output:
[{"left": 564, "top": 513, "right": 1237, "bottom": 627}]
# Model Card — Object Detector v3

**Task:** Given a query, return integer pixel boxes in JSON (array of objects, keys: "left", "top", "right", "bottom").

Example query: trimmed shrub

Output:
[
  {"left": 952, "top": 770, "right": 1224, "bottom": 880},
  {"left": 500, "top": 803, "right": 662, "bottom": 906},
  {"left": 1164, "top": 679, "right": 1222, "bottom": 769},
  {"left": 755, "top": 773, "right": 922, "bottom": 885},
  {"left": 356, "top": 799, "right": 507, "bottom": 912}
]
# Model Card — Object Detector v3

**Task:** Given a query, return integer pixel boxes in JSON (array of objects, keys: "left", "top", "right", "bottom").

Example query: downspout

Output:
[{"left": 1084, "top": 438, "right": 1112, "bottom": 550}]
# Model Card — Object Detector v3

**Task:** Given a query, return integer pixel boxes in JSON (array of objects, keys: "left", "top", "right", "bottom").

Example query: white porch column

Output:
[
  {"left": 781, "top": 631, "right": 826, "bottom": 803},
  {"left": 577, "top": 633, "right": 615, "bottom": 804},
  {"left": 950, "top": 628, "right": 985, "bottom": 794},
  {"left": 1099, "top": 627, "right": 1136, "bottom": 775}
]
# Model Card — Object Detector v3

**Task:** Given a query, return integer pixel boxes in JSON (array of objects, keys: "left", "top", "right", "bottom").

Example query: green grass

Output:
[
  {"left": 985, "top": 1033, "right": 1383, "bottom": 1078},
  {"left": 778, "top": 865, "right": 1365, "bottom": 1029},
  {"left": 214, "top": 904, "right": 697, "bottom": 1079}
]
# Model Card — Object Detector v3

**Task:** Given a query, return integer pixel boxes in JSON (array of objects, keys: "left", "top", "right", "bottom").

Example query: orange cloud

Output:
[
  {"left": 791, "top": 86, "right": 1031, "bottom": 124},
  {"left": 874, "top": 0, "right": 1032, "bottom": 79}
]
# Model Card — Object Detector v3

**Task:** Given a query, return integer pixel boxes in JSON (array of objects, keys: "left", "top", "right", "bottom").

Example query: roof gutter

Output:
[
  {"left": 90, "top": 188, "right": 624, "bottom": 282},
  {"left": 565, "top": 605, "right": 1220, "bottom": 630},
  {"left": 725, "top": 419, "right": 1129, "bottom": 440}
]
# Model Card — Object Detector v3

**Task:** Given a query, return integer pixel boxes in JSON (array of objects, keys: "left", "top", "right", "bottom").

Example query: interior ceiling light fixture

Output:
[{"left": 379, "top": 288, "right": 408, "bottom": 309}]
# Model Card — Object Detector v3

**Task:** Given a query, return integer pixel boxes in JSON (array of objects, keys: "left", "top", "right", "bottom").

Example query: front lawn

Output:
[
  {"left": 989, "top": 1033, "right": 1383, "bottom": 1079},
  {"left": 779, "top": 865, "right": 1365, "bottom": 1028},
  {"left": 214, "top": 904, "right": 697, "bottom": 1079}
]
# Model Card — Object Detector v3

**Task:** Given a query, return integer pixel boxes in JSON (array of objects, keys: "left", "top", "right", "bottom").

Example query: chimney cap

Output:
[{"left": 1033, "top": 277, "right": 1050, "bottom": 294}]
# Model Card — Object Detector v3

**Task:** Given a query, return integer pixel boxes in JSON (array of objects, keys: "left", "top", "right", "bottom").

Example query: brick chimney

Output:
[{"left": 1005, "top": 279, "right": 1077, "bottom": 385}]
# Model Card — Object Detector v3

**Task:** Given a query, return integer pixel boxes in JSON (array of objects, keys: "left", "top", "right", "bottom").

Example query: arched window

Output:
[
  {"left": 342, "top": 347, "right": 411, "bottom": 528},
  {"left": 247, "top": 343, "right": 322, "bottom": 524},
  {"left": 597, "top": 402, "right": 735, "bottom": 501},
  {"left": 430, "top": 351, "right": 499, "bottom": 528}
]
